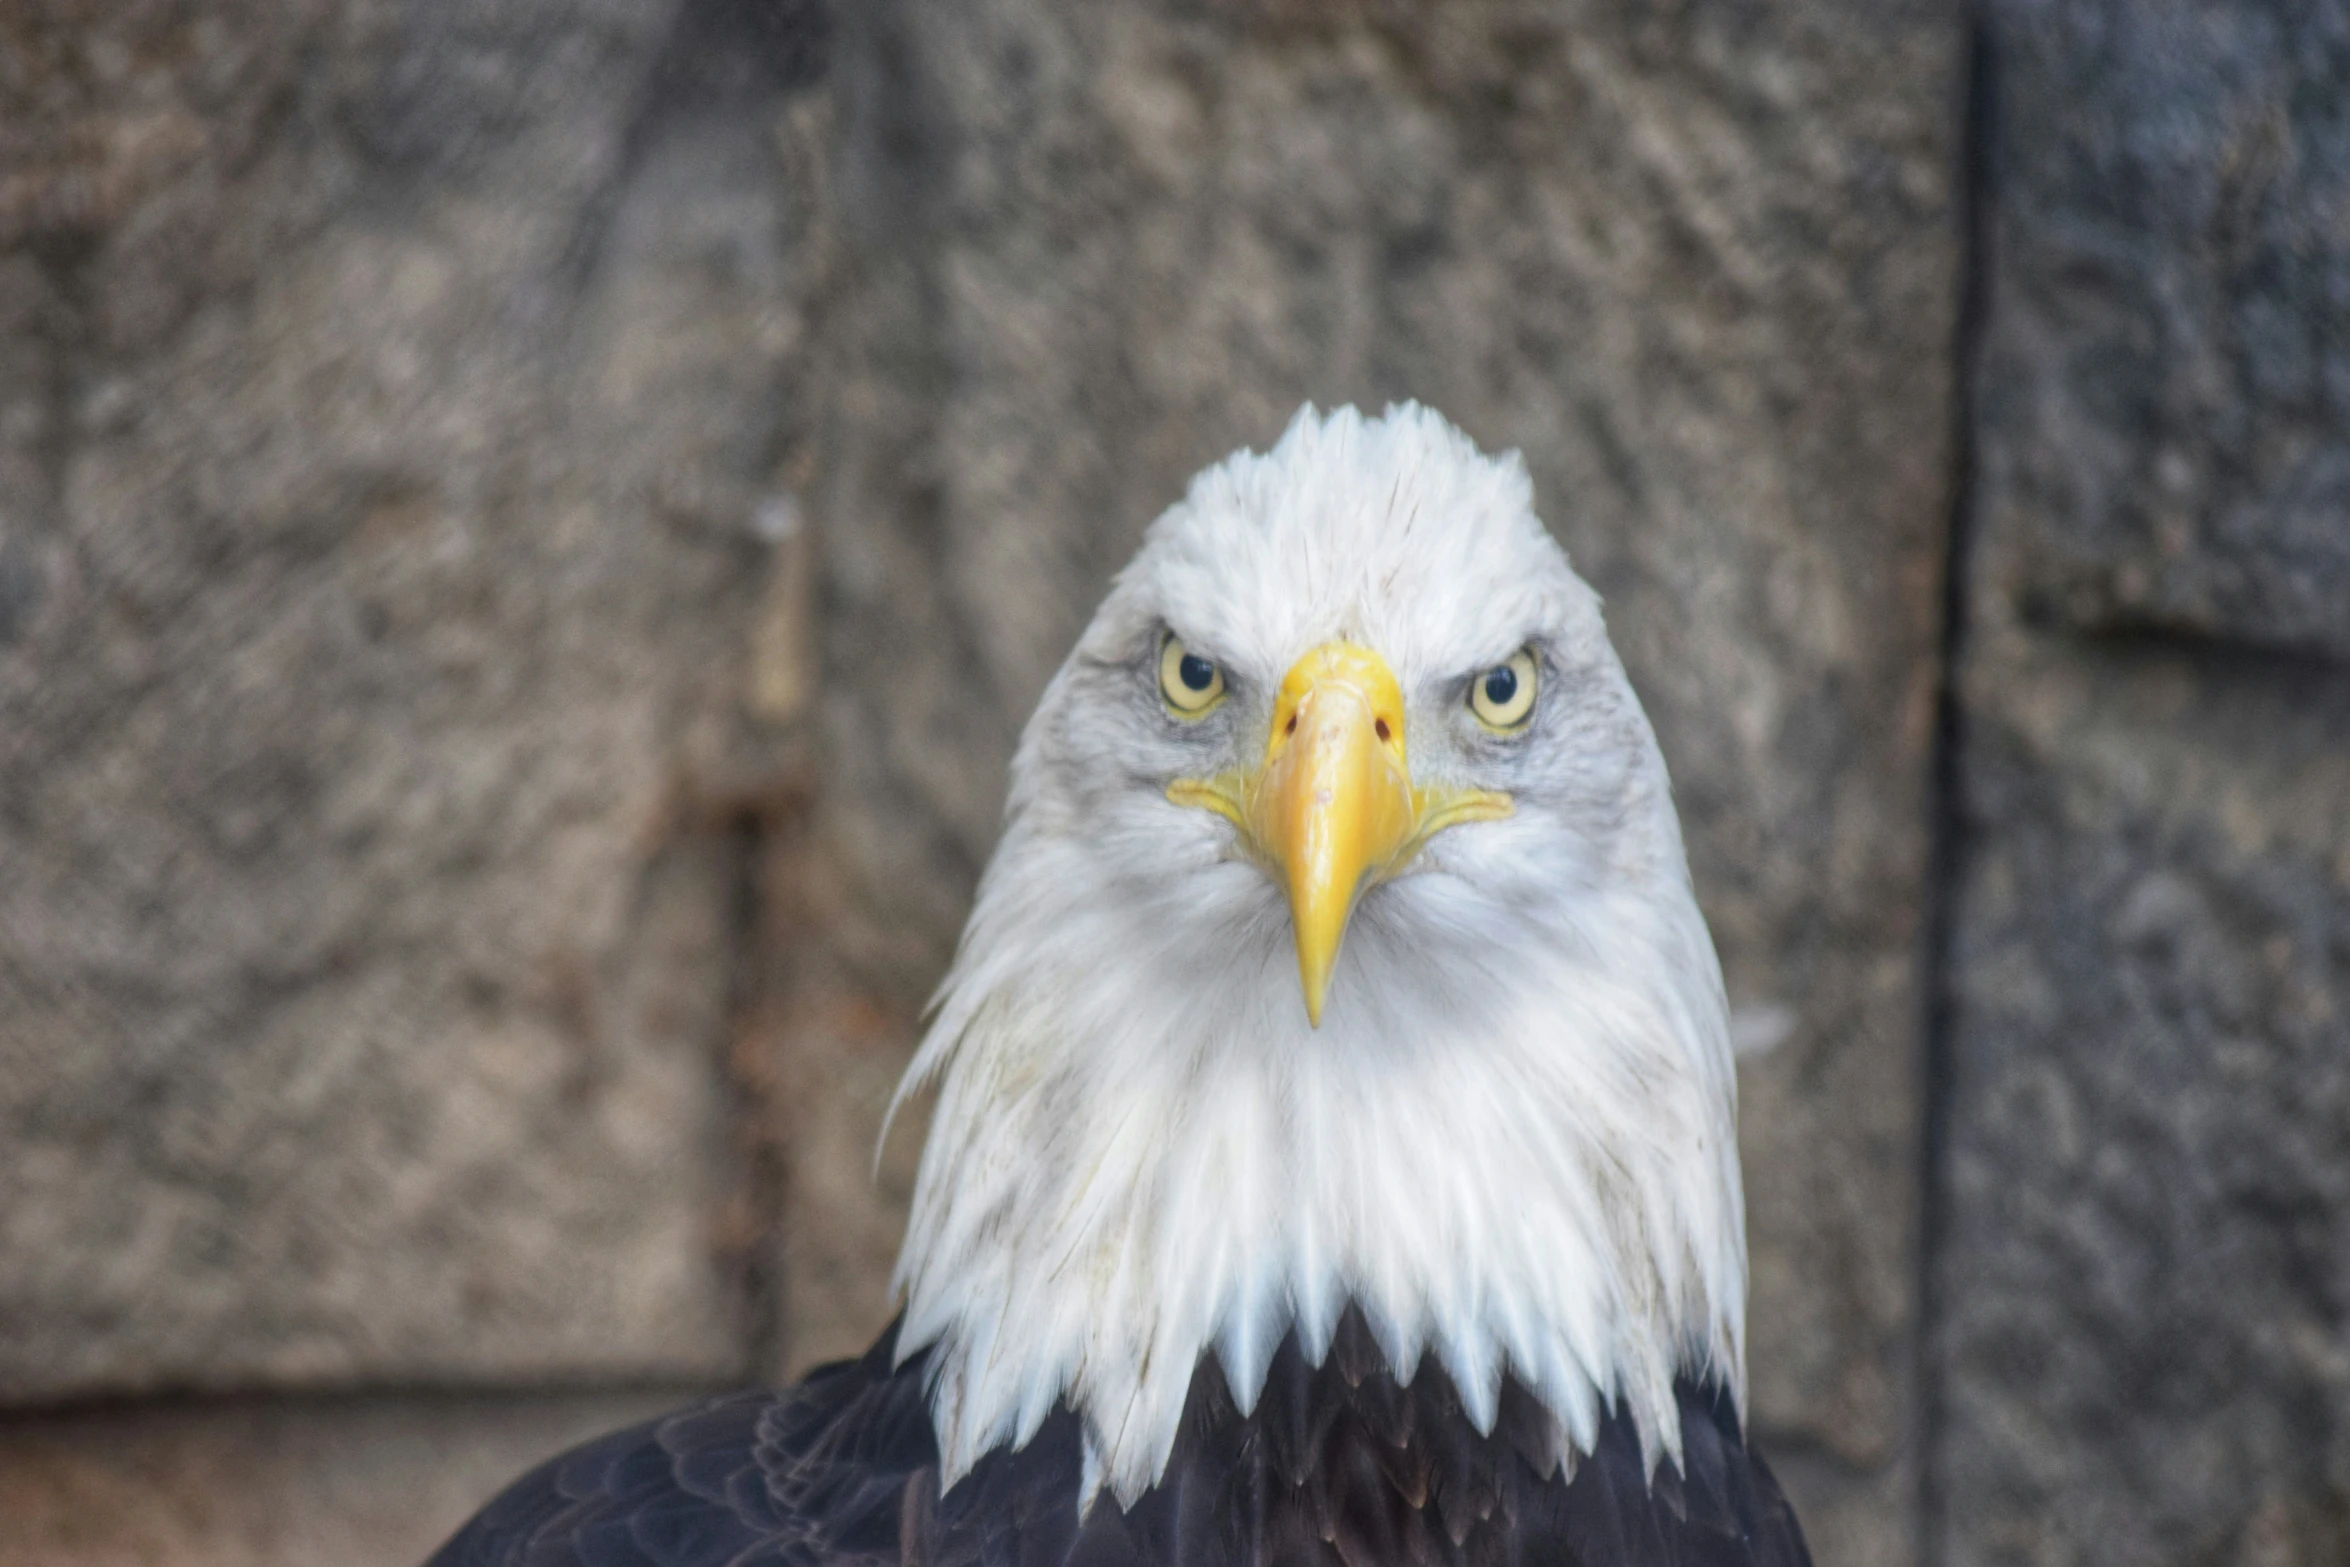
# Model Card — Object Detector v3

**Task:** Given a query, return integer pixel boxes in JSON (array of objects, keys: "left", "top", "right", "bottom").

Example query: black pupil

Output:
[
  {"left": 1482, "top": 666, "right": 1518, "bottom": 707},
  {"left": 1178, "top": 653, "right": 1217, "bottom": 692}
]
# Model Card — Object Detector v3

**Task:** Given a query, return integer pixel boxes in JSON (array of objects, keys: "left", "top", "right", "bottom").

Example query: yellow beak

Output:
[{"left": 1168, "top": 642, "right": 1511, "bottom": 1026}]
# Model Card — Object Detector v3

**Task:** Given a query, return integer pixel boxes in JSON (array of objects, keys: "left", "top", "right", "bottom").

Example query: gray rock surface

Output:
[
  {"left": 1936, "top": 619, "right": 2350, "bottom": 1567},
  {"left": 1934, "top": 9, "right": 2350, "bottom": 1563},
  {"left": 806, "top": 4, "right": 1962, "bottom": 1559},
  {"left": 1978, "top": 0, "right": 2350, "bottom": 659},
  {"left": 0, "top": 0, "right": 826, "bottom": 1400},
  {"left": 0, "top": 1384, "right": 699, "bottom": 1567}
]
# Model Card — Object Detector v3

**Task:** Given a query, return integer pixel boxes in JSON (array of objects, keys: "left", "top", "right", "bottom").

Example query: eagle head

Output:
[{"left": 891, "top": 404, "right": 1746, "bottom": 1508}]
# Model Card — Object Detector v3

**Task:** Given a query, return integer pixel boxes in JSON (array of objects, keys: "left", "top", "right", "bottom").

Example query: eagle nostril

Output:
[{"left": 1375, "top": 718, "right": 1391, "bottom": 742}]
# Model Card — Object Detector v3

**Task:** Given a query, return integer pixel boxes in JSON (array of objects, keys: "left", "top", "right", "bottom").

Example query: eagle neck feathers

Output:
[{"left": 889, "top": 801, "right": 1746, "bottom": 1510}]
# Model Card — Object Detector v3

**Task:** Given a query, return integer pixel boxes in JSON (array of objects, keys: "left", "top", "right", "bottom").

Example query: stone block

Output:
[
  {"left": 0, "top": 1386, "right": 699, "bottom": 1567},
  {"left": 0, "top": 0, "right": 828, "bottom": 1401},
  {"left": 1978, "top": 0, "right": 2350, "bottom": 658},
  {"left": 808, "top": 4, "right": 1962, "bottom": 1559},
  {"left": 1935, "top": 618, "right": 2350, "bottom": 1567},
  {"left": 1937, "top": 11, "right": 2350, "bottom": 1558}
]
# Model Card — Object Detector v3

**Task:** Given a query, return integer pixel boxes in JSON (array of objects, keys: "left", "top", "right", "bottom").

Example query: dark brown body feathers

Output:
[{"left": 428, "top": 1312, "right": 1809, "bottom": 1567}]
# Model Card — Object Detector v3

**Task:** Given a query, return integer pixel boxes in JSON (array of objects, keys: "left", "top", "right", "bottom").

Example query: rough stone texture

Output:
[
  {"left": 0, "top": 1385, "right": 698, "bottom": 1567},
  {"left": 1978, "top": 0, "right": 2350, "bottom": 659},
  {"left": 1935, "top": 619, "right": 2350, "bottom": 1567},
  {"left": 804, "top": 4, "right": 1963, "bottom": 1560},
  {"left": 0, "top": 0, "right": 828, "bottom": 1401},
  {"left": 762, "top": 989, "right": 933, "bottom": 1376},
  {"left": 1934, "top": 5, "right": 2350, "bottom": 1563}
]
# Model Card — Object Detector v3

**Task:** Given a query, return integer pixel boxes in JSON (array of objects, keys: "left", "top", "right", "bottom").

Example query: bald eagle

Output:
[{"left": 429, "top": 405, "right": 1811, "bottom": 1567}]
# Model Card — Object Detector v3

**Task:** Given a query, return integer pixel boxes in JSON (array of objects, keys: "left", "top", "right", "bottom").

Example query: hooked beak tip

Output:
[{"left": 1300, "top": 965, "right": 1331, "bottom": 1029}]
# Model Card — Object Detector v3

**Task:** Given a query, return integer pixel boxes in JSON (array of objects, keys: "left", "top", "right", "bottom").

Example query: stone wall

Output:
[
  {"left": 1931, "top": 4, "right": 2350, "bottom": 1564},
  {"left": 0, "top": 0, "right": 828, "bottom": 1558},
  {"left": 1, "top": 3, "right": 2345, "bottom": 1565}
]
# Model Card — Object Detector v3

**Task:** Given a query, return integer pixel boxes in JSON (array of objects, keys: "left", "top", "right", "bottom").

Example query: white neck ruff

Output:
[{"left": 889, "top": 802, "right": 1747, "bottom": 1508}]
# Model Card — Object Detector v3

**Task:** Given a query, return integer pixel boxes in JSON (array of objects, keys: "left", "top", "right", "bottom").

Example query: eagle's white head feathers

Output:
[{"left": 889, "top": 403, "right": 1746, "bottom": 1508}]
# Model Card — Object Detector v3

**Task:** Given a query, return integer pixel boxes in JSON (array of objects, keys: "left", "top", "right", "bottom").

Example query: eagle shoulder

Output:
[{"left": 424, "top": 1329, "right": 934, "bottom": 1567}]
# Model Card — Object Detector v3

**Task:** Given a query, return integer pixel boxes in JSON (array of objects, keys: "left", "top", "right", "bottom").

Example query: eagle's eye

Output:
[
  {"left": 1469, "top": 648, "right": 1539, "bottom": 731},
  {"left": 1159, "top": 633, "right": 1226, "bottom": 717}
]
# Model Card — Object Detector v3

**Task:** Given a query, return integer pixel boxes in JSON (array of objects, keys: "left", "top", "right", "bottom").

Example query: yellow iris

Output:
[
  {"left": 1159, "top": 634, "right": 1226, "bottom": 716},
  {"left": 1469, "top": 648, "right": 1538, "bottom": 730}
]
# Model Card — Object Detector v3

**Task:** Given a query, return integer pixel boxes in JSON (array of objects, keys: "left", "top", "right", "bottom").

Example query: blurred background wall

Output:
[{"left": 0, "top": 3, "right": 2341, "bottom": 1565}]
